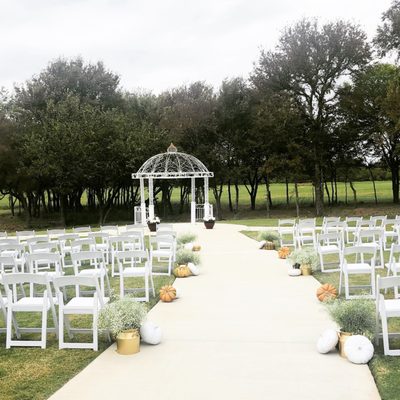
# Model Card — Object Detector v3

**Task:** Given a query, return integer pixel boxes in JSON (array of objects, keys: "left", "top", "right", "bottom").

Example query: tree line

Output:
[{"left": 2, "top": 1, "right": 400, "bottom": 225}]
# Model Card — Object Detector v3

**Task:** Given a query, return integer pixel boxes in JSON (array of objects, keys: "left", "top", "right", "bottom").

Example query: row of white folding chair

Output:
[
  {"left": 376, "top": 275, "right": 400, "bottom": 356},
  {"left": 0, "top": 273, "right": 109, "bottom": 350}
]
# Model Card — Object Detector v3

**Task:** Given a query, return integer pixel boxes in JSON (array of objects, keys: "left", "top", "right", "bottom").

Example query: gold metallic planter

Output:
[
  {"left": 116, "top": 329, "right": 140, "bottom": 355},
  {"left": 300, "top": 264, "right": 312, "bottom": 276},
  {"left": 338, "top": 331, "right": 352, "bottom": 358}
]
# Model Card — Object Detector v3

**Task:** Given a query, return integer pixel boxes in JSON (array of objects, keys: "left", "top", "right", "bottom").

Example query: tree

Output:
[
  {"left": 251, "top": 19, "right": 371, "bottom": 215},
  {"left": 339, "top": 64, "right": 400, "bottom": 203},
  {"left": 375, "top": 1, "right": 400, "bottom": 57}
]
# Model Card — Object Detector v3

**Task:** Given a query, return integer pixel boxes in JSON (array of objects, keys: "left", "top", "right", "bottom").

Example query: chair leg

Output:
[
  {"left": 381, "top": 314, "right": 390, "bottom": 356},
  {"left": 59, "top": 310, "right": 64, "bottom": 349},
  {"left": 41, "top": 306, "right": 48, "bottom": 349},
  {"left": 150, "top": 274, "right": 155, "bottom": 297},
  {"left": 344, "top": 273, "right": 350, "bottom": 299},
  {"left": 6, "top": 307, "right": 13, "bottom": 349},
  {"left": 93, "top": 310, "right": 98, "bottom": 351},
  {"left": 120, "top": 275, "right": 124, "bottom": 298}
]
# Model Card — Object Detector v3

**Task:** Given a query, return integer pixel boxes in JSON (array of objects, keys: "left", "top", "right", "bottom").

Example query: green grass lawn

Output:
[
  {"left": 241, "top": 230, "right": 400, "bottom": 400},
  {"left": 0, "top": 261, "right": 175, "bottom": 400}
]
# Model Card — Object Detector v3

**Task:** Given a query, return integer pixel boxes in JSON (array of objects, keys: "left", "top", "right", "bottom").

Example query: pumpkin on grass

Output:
[
  {"left": 159, "top": 285, "right": 177, "bottom": 302},
  {"left": 316, "top": 283, "right": 338, "bottom": 302},
  {"left": 173, "top": 265, "right": 192, "bottom": 278},
  {"left": 278, "top": 247, "right": 290, "bottom": 259}
]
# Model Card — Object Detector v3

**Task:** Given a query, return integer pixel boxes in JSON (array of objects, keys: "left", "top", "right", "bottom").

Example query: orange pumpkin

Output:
[
  {"left": 159, "top": 285, "right": 176, "bottom": 302},
  {"left": 316, "top": 283, "right": 338, "bottom": 302},
  {"left": 278, "top": 247, "right": 290, "bottom": 259},
  {"left": 173, "top": 265, "right": 192, "bottom": 278}
]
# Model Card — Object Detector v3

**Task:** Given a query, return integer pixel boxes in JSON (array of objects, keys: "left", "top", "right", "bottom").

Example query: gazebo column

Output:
[
  {"left": 140, "top": 178, "right": 146, "bottom": 226},
  {"left": 148, "top": 178, "right": 155, "bottom": 220},
  {"left": 191, "top": 177, "right": 196, "bottom": 224},
  {"left": 204, "top": 176, "right": 210, "bottom": 220}
]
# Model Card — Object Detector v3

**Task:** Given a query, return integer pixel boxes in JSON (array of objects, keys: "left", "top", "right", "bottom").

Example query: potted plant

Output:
[
  {"left": 288, "top": 248, "right": 318, "bottom": 275},
  {"left": 177, "top": 232, "right": 200, "bottom": 251},
  {"left": 174, "top": 249, "right": 200, "bottom": 277},
  {"left": 257, "top": 231, "right": 279, "bottom": 250},
  {"left": 203, "top": 216, "right": 215, "bottom": 229},
  {"left": 147, "top": 216, "right": 160, "bottom": 232},
  {"left": 98, "top": 297, "right": 147, "bottom": 355},
  {"left": 327, "top": 298, "right": 376, "bottom": 357}
]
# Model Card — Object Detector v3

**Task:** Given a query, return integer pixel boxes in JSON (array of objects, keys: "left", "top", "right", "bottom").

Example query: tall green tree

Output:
[
  {"left": 251, "top": 19, "right": 371, "bottom": 215},
  {"left": 375, "top": 1, "right": 400, "bottom": 57},
  {"left": 339, "top": 63, "right": 400, "bottom": 203}
]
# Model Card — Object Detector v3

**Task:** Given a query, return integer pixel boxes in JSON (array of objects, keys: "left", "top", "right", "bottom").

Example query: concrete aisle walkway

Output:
[{"left": 50, "top": 223, "right": 380, "bottom": 400}]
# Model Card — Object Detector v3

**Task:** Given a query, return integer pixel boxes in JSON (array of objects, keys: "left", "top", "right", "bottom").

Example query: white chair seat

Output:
[
  {"left": 382, "top": 299, "right": 400, "bottom": 317},
  {"left": 64, "top": 297, "right": 109, "bottom": 313},
  {"left": 78, "top": 269, "right": 106, "bottom": 277},
  {"left": 385, "top": 262, "right": 400, "bottom": 272},
  {"left": 13, "top": 297, "right": 51, "bottom": 312},
  {"left": 319, "top": 245, "right": 339, "bottom": 253},
  {"left": 346, "top": 263, "right": 373, "bottom": 274},
  {"left": 279, "top": 228, "right": 294, "bottom": 234},
  {"left": 122, "top": 266, "right": 147, "bottom": 276}
]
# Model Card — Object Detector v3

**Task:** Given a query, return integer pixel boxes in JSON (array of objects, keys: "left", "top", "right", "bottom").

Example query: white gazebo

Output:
[{"left": 132, "top": 144, "right": 214, "bottom": 225}]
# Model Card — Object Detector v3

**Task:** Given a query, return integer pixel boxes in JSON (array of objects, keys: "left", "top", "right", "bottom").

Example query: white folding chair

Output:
[
  {"left": 0, "top": 277, "right": 19, "bottom": 337},
  {"left": 47, "top": 228, "right": 66, "bottom": 241},
  {"left": 70, "top": 238, "right": 97, "bottom": 253},
  {"left": 370, "top": 215, "right": 387, "bottom": 228},
  {"left": 295, "top": 219, "right": 316, "bottom": 248},
  {"left": 54, "top": 275, "right": 109, "bottom": 351},
  {"left": 2, "top": 273, "right": 58, "bottom": 349},
  {"left": 117, "top": 250, "right": 154, "bottom": 302},
  {"left": 88, "top": 232, "right": 110, "bottom": 264},
  {"left": 26, "top": 237, "right": 50, "bottom": 253},
  {"left": 0, "top": 243, "right": 26, "bottom": 272},
  {"left": 386, "top": 244, "right": 400, "bottom": 291},
  {"left": 58, "top": 233, "right": 80, "bottom": 260},
  {"left": 278, "top": 219, "right": 296, "bottom": 247},
  {"left": 16, "top": 230, "right": 35, "bottom": 244},
  {"left": 109, "top": 236, "right": 141, "bottom": 277},
  {"left": 0, "top": 255, "right": 18, "bottom": 274},
  {"left": 150, "top": 236, "right": 174, "bottom": 275},
  {"left": 356, "top": 228, "right": 384, "bottom": 267},
  {"left": 322, "top": 217, "right": 340, "bottom": 230},
  {"left": 317, "top": 232, "right": 343, "bottom": 273},
  {"left": 123, "top": 231, "right": 145, "bottom": 252},
  {"left": 339, "top": 246, "right": 377, "bottom": 299},
  {"left": 30, "top": 241, "right": 59, "bottom": 255},
  {"left": 322, "top": 221, "right": 346, "bottom": 234},
  {"left": 384, "top": 218, "right": 400, "bottom": 251},
  {"left": 100, "top": 225, "right": 119, "bottom": 236},
  {"left": 375, "top": 275, "right": 400, "bottom": 356},
  {"left": 0, "top": 232, "right": 7, "bottom": 239},
  {"left": 26, "top": 253, "right": 63, "bottom": 278},
  {"left": 344, "top": 217, "right": 362, "bottom": 244},
  {"left": 71, "top": 251, "right": 110, "bottom": 298},
  {"left": 73, "top": 226, "right": 92, "bottom": 237}
]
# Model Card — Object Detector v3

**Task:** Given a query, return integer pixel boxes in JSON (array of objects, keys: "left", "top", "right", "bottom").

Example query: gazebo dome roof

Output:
[{"left": 132, "top": 144, "right": 214, "bottom": 179}]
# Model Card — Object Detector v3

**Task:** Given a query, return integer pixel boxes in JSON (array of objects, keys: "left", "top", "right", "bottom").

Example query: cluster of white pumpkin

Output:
[
  {"left": 140, "top": 321, "right": 163, "bottom": 345},
  {"left": 316, "top": 329, "right": 374, "bottom": 364}
]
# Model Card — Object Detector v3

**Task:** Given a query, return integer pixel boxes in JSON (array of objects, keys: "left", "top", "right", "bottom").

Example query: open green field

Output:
[{"left": 0, "top": 180, "right": 398, "bottom": 231}]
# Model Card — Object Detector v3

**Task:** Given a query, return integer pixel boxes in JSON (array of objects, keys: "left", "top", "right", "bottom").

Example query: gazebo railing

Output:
[
  {"left": 134, "top": 206, "right": 149, "bottom": 225},
  {"left": 196, "top": 204, "right": 214, "bottom": 221}
]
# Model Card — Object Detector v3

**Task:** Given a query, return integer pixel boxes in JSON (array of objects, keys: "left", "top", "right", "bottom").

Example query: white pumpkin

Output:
[
  {"left": 288, "top": 268, "right": 301, "bottom": 276},
  {"left": 188, "top": 262, "right": 200, "bottom": 276},
  {"left": 184, "top": 242, "right": 194, "bottom": 251},
  {"left": 258, "top": 240, "right": 266, "bottom": 249},
  {"left": 316, "top": 329, "right": 338, "bottom": 354},
  {"left": 344, "top": 335, "right": 374, "bottom": 364},
  {"left": 140, "top": 321, "right": 162, "bottom": 345}
]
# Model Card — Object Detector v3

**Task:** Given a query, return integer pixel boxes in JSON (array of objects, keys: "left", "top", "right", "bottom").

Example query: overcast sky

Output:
[{"left": 0, "top": 0, "right": 393, "bottom": 94}]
